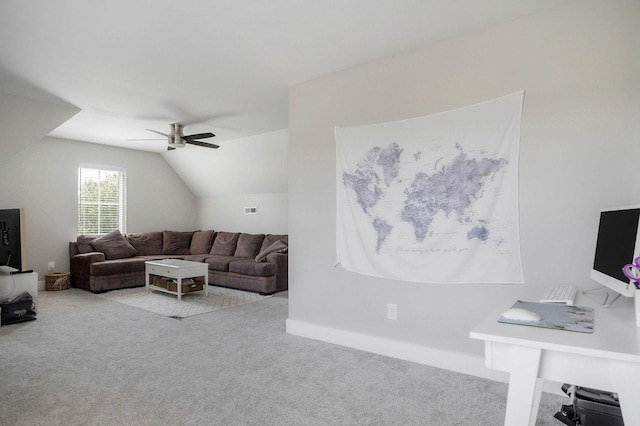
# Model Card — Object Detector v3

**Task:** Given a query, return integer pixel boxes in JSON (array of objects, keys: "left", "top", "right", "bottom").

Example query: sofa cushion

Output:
[
  {"left": 182, "top": 254, "right": 212, "bottom": 263},
  {"left": 190, "top": 230, "right": 215, "bottom": 254},
  {"left": 234, "top": 233, "right": 265, "bottom": 258},
  {"left": 127, "top": 232, "right": 163, "bottom": 256},
  {"left": 209, "top": 232, "right": 240, "bottom": 256},
  {"left": 204, "top": 256, "right": 237, "bottom": 272},
  {"left": 162, "top": 231, "right": 194, "bottom": 255},
  {"left": 90, "top": 229, "right": 138, "bottom": 260},
  {"left": 229, "top": 260, "right": 275, "bottom": 277},
  {"left": 260, "top": 234, "right": 289, "bottom": 252},
  {"left": 77, "top": 235, "right": 100, "bottom": 253},
  {"left": 255, "top": 239, "right": 288, "bottom": 262}
]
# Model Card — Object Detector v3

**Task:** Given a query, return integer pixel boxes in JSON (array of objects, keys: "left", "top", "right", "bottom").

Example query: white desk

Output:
[{"left": 470, "top": 288, "right": 640, "bottom": 426}]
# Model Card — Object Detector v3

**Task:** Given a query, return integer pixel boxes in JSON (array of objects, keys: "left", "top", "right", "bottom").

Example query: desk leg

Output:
[
  {"left": 530, "top": 378, "right": 543, "bottom": 421},
  {"left": 504, "top": 346, "right": 542, "bottom": 426},
  {"left": 612, "top": 362, "right": 640, "bottom": 425}
]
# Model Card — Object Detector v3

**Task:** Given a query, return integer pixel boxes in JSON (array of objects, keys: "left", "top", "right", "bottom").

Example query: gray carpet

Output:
[
  {"left": 0, "top": 288, "right": 565, "bottom": 425},
  {"left": 96, "top": 286, "right": 273, "bottom": 318}
]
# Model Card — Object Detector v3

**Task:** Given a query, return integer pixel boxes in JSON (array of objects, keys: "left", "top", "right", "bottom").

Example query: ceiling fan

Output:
[{"left": 130, "top": 123, "right": 219, "bottom": 150}]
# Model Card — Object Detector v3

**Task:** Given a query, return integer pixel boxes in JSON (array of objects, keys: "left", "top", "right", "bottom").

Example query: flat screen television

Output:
[
  {"left": 590, "top": 205, "right": 640, "bottom": 306},
  {"left": 0, "top": 208, "right": 26, "bottom": 271}
]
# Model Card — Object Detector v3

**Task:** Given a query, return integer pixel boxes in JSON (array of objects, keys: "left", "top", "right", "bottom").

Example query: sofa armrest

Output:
[
  {"left": 266, "top": 252, "right": 288, "bottom": 291},
  {"left": 70, "top": 252, "right": 105, "bottom": 290}
]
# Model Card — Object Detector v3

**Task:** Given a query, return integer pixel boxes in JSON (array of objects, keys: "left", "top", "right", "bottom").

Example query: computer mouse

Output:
[{"left": 500, "top": 308, "right": 542, "bottom": 322}]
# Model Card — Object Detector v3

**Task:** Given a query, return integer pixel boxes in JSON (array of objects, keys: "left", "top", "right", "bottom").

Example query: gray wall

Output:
[
  {"left": 0, "top": 92, "right": 198, "bottom": 282},
  {"left": 287, "top": 0, "right": 640, "bottom": 375}
]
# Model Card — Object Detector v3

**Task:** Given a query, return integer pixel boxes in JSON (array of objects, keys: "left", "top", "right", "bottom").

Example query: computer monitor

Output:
[{"left": 590, "top": 205, "right": 640, "bottom": 306}]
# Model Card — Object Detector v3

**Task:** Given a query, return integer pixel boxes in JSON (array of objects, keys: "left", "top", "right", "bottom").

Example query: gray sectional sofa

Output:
[{"left": 69, "top": 230, "right": 288, "bottom": 294}]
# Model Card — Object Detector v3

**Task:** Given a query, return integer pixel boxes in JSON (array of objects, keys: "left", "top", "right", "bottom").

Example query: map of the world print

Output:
[{"left": 336, "top": 91, "right": 525, "bottom": 284}]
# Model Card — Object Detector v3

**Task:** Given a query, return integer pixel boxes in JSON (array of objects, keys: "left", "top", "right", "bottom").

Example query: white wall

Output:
[
  {"left": 198, "top": 193, "right": 287, "bottom": 234},
  {"left": 193, "top": 129, "right": 289, "bottom": 234},
  {"left": 0, "top": 92, "right": 199, "bottom": 281},
  {"left": 287, "top": 0, "right": 640, "bottom": 376}
]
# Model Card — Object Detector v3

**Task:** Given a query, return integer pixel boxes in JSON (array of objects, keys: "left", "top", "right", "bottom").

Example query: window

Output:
[{"left": 78, "top": 166, "right": 127, "bottom": 235}]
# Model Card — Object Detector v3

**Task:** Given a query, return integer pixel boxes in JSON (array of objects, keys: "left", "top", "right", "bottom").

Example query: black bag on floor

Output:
[
  {"left": 554, "top": 383, "right": 624, "bottom": 426},
  {"left": 0, "top": 291, "right": 36, "bottom": 326}
]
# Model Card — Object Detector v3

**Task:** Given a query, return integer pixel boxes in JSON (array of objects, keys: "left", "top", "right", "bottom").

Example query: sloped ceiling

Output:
[
  {"left": 0, "top": 90, "right": 79, "bottom": 160},
  {"left": 0, "top": 0, "right": 570, "bottom": 197},
  {"left": 0, "top": 0, "right": 570, "bottom": 151},
  {"left": 165, "top": 129, "right": 289, "bottom": 198}
]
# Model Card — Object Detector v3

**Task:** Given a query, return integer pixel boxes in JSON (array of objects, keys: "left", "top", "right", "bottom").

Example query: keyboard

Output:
[{"left": 540, "top": 286, "right": 578, "bottom": 305}]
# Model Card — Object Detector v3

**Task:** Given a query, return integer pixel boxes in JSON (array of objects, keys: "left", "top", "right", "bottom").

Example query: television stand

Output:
[
  {"left": 0, "top": 271, "right": 38, "bottom": 301},
  {"left": 583, "top": 286, "right": 623, "bottom": 307}
]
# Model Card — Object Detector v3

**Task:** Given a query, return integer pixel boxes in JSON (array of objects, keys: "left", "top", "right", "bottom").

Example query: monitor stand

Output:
[{"left": 583, "top": 286, "right": 623, "bottom": 307}]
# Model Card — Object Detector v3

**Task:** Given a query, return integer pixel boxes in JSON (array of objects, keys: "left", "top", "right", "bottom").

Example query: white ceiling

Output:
[{"left": 0, "top": 0, "right": 570, "bottom": 154}]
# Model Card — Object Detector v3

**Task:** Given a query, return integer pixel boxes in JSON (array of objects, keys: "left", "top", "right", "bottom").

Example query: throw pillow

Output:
[
  {"left": 190, "top": 230, "right": 215, "bottom": 254},
  {"left": 255, "top": 240, "right": 288, "bottom": 262},
  {"left": 91, "top": 229, "right": 138, "bottom": 260},
  {"left": 76, "top": 235, "right": 99, "bottom": 253},
  {"left": 260, "top": 234, "right": 289, "bottom": 252},
  {"left": 234, "top": 233, "right": 266, "bottom": 258},
  {"left": 209, "top": 232, "right": 240, "bottom": 256},
  {"left": 126, "top": 232, "right": 163, "bottom": 256},
  {"left": 162, "top": 231, "right": 194, "bottom": 255}
]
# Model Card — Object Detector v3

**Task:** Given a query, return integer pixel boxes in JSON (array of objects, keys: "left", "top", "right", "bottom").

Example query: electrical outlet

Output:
[
  {"left": 387, "top": 303, "right": 398, "bottom": 320},
  {"left": 48, "top": 262, "right": 55, "bottom": 271}
]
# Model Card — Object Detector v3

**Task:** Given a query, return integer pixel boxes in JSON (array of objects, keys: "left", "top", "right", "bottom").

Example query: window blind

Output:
[{"left": 78, "top": 167, "right": 126, "bottom": 235}]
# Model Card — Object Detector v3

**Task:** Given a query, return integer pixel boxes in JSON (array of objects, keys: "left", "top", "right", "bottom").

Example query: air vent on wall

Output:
[{"left": 244, "top": 207, "right": 257, "bottom": 215}]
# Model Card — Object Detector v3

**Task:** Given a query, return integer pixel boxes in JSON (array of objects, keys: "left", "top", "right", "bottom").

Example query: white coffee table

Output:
[{"left": 145, "top": 259, "right": 209, "bottom": 300}]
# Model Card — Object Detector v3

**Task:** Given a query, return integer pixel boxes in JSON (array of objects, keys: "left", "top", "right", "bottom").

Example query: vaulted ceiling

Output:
[{"left": 0, "top": 0, "right": 569, "bottom": 152}]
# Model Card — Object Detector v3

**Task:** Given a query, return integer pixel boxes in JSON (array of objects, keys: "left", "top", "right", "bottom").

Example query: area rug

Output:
[{"left": 97, "top": 286, "right": 272, "bottom": 319}]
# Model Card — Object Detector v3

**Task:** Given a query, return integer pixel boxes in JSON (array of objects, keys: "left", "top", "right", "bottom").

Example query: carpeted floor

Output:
[
  {"left": 96, "top": 286, "right": 272, "bottom": 318},
  {"left": 0, "top": 288, "right": 566, "bottom": 425}
]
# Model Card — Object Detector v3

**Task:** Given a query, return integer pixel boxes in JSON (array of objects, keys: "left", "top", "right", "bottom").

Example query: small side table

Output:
[{"left": 45, "top": 272, "right": 71, "bottom": 291}]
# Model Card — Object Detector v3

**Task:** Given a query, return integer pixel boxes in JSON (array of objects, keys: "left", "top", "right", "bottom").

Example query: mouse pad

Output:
[{"left": 498, "top": 300, "right": 594, "bottom": 333}]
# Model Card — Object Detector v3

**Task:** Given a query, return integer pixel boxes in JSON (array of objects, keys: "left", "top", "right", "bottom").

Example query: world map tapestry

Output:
[{"left": 335, "top": 91, "right": 525, "bottom": 284}]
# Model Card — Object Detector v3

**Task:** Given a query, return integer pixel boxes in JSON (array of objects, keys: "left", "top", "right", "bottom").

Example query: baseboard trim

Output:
[
  {"left": 286, "top": 319, "right": 564, "bottom": 396},
  {"left": 286, "top": 318, "right": 506, "bottom": 381}
]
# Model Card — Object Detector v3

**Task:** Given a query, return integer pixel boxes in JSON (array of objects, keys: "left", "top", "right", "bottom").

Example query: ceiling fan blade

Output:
[
  {"left": 167, "top": 146, "right": 176, "bottom": 151},
  {"left": 147, "top": 129, "right": 169, "bottom": 137},
  {"left": 186, "top": 140, "right": 219, "bottom": 149},
  {"left": 183, "top": 132, "right": 215, "bottom": 140}
]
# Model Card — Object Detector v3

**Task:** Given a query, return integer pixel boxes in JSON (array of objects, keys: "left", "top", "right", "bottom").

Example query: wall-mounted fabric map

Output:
[{"left": 335, "top": 91, "right": 524, "bottom": 284}]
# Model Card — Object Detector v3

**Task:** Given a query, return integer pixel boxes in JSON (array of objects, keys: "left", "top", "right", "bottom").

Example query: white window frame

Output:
[{"left": 77, "top": 165, "right": 127, "bottom": 235}]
